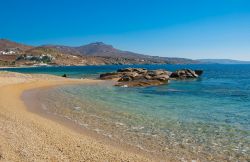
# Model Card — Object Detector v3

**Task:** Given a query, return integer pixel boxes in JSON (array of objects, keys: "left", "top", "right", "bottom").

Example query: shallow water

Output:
[{"left": 8, "top": 64, "right": 250, "bottom": 161}]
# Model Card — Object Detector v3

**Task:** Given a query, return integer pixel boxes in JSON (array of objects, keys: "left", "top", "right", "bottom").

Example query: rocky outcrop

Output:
[
  {"left": 170, "top": 69, "right": 202, "bottom": 79},
  {"left": 100, "top": 68, "right": 203, "bottom": 87}
]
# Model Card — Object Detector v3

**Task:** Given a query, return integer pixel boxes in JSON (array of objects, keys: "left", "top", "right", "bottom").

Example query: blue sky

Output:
[{"left": 1, "top": 0, "right": 250, "bottom": 60}]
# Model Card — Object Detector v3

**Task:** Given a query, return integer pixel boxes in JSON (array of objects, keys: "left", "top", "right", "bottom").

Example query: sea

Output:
[{"left": 1, "top": 64, "right": 250, "bottom": 161}]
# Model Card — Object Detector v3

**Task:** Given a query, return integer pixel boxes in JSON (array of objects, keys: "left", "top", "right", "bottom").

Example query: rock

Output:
[
  {"left": 194, "top": 70, "right": 203, "bottom": 76},
  {"left": 187, "top": 69, "right": 198, "bottom": 78},
  {"left": 152, "top": 74, "right": 169, "bottom": 81},
  {"left": 123, "top": 72, "right": 138, "bottom": 79},
  {"left": 147, "top": 70, "right": 172, "bottom": 77},
  {"left": 100, "top": 67, "right": 203, "bottom": 87},
  {"left": 170, "top": 69, "right": 201, "bottom": 79},
  {"left": 144, "top": 75, "right": 152, "bottom": 80},
  {"left": 117, "top": 72, "right": 140, "bottom": 82},
  {"left": 118, "top": 75, "right": 132, "bottom": 82},
  {"left": 133, "top": 68, "right": 148, "bottom": 74},
  {"left": 147, "top": 70, "right": 164, "bottom": 76},
  {"left": 117, "top": 68, "right": 134, "bottom": 72},
  {"left": 62, "top": 74, "right": 67, "bottom": 77},
  {"left": 133, "top": 74, "right": 145, "bottom": 80},
  {"left": 100, "top": 72, "right": 122, "bottom": 80},
  {"left": 117, "top": 68, "right": 147, "bottom": 74}
]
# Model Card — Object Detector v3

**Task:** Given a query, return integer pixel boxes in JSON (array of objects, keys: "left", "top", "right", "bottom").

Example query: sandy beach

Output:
[{"left": 0, "top": 71, "right": 152, "bottom": 162}]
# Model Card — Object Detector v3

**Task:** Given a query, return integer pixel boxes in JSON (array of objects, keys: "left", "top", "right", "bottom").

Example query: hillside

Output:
[
  {"left": 46, "top": 42, "right": 197, "bottom": 64},
  {"left": 45, "top": 42, "right": 149, "bottom": 58},
  {"left": 0, "top": 39, "right": 33, "bottom": 51},
  {"left": 0, "top": 39, "right": 198, "bottom": 67}
]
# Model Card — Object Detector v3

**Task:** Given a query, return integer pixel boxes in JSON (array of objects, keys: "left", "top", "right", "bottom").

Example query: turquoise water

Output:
[{"left": 3, "top": 64, "right": 250, "bottom": 161}]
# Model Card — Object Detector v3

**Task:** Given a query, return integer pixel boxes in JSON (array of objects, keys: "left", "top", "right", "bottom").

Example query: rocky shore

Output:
[{"left": 100, "top": 68, "right": 203, "bottom": 87}]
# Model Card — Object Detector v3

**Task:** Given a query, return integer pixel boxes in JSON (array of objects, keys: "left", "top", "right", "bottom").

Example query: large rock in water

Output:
[
  {"left": 170, "top": 69, "right": 202, "bottom": 79},
  {"left": 100, "top": 68, "right": 203, "bottom": 87}
]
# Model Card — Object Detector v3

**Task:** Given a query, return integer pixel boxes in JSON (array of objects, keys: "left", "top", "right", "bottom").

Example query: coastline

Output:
[
  {"left": 21, "top": 85, "right": 165, "bottom": 161},
  {"left": 0, "top": 72, "right": 153, "bottom": 161}
]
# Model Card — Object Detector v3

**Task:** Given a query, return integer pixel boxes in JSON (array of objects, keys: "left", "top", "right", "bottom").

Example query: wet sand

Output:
[{"left": 0, "top": 71, "right": 153, "bottom": 162}]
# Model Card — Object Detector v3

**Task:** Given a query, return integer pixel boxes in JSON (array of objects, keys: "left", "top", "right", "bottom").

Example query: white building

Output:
[{"left": 0, "top": 50, "right": 16, "bottom": 55}]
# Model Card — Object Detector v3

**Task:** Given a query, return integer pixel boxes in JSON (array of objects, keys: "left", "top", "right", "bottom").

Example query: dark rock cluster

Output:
[
  {"left": 170, "top": 69, "right": 203, "bottom": 79},
  {"left": 100, "top": 68, "right": 203, "bottom": 87}
]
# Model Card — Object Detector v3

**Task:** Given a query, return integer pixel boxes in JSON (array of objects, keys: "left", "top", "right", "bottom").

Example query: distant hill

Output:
[
  {"left": 0, "top": 39, "right": 198, "bottom": 67},
  {"left": 44, "top": 42, "right": 148, "bottom": 58},
  {"left": 197, "top": 59, "right": 250, "bottom": 64},
  {"left": 45, "top": 42, "right": 197, "bottom": 64},
  {"left": 75, "top": 42, "right": 151, "bottom": 59},
  {"left": 0, "top": 39, "right": 33, "bottom": 51}
]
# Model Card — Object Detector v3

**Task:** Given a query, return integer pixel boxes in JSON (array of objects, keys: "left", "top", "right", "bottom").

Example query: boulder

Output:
[
  {"left": 100, "top": 67, "right": 203, "bottom": 87},
  {"left": 132, "top": 74, "right": 145, "bottom": 80},
  {"left": 117, "top": 68, "right": 147, "bottom": 74},
  {"left": 118, "top": 75, "right": 132, "bottom": 82},
  {"left": 123, "top": 72, "right": 138, "bottom": 79},
  {"left": 100, "top": 72, "right": 122, "bottom": 80},
  {"left": 144, "top": 75, "right": 152, "bottom": 80},
  {"left": 170, "top": 69, "right": 200, "bottom": 79},
  {"left": 62, "top": 74, "right": 67, "bottom": 77},
  {"left": 147, "top": 70, "right": 172, "bottom": 76},
  {"left": 147, "top": 70, "right": 165, "bottom": 76},
  {"left": 133, "top": 68, "right": 148, "bottom": 74},
  {"left": 151, "top": 74, "right": 169, "bottom": 81},
  {"left": 117, "top": 72, "right": 139, "bottom": 82},
  {"left": 117, "top": 68, "right": 134, "bottom": 72}
]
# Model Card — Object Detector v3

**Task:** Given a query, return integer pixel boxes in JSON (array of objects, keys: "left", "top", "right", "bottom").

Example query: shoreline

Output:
[
  {"left": 0, "top": 63, "right": 211, "bottom": 70},
  {"left": 21, "top": 84, "right": 163, "bottom": 161},
  {"left": 0, "top": 72, "right": 153, "bottom": 161}
]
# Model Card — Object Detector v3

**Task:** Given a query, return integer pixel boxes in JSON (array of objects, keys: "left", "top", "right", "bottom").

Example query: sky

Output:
[{"left": 0, "top": 0, "right": 250, "bottom": 60}]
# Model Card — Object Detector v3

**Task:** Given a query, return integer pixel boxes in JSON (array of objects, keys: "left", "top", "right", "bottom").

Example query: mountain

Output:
[
  {"left": 75, "top": 42, "right": 149, "bottom": 58},
  {"left": 45, "top": 42, "right": 148, "bottom": 58},
  {"left": 0, "top": 39, "right": 198, "bottom": 67},
  {"left": 197, "top": 59, "right": 250, "bottom": 64},
  {"left": 45, "top": 42, "right": 197, "bottom": 64},
  {"left": 44, "top": 42, "right": 160, "bottom": 61}
]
